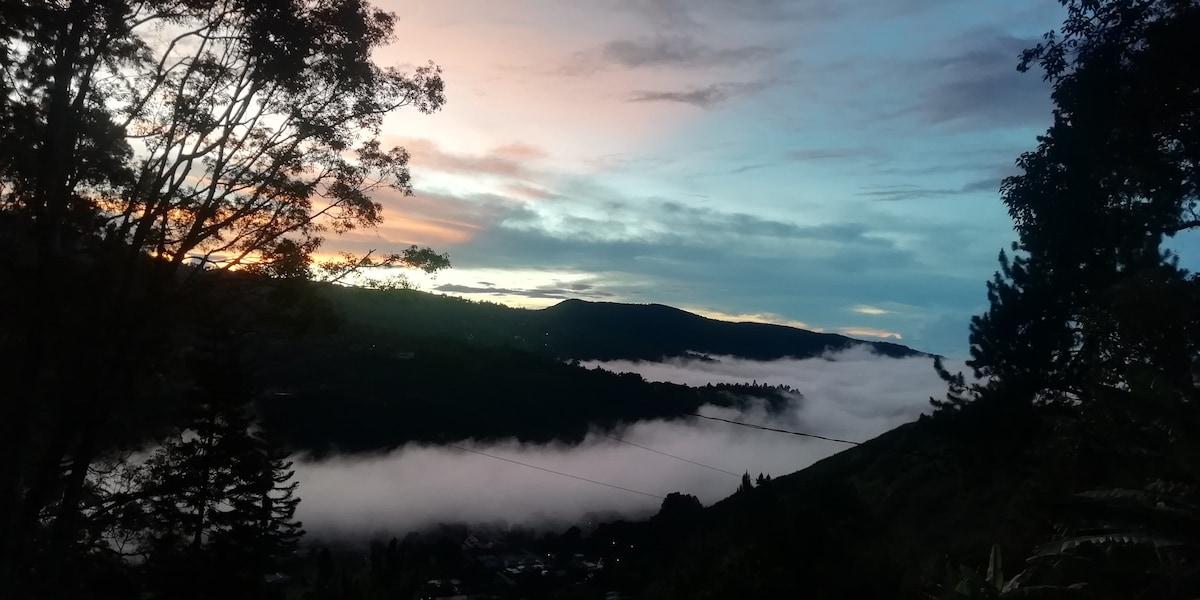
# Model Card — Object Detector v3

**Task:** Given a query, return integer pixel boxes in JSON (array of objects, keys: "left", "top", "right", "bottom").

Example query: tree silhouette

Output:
[
  {"left": 738, "top": 472, "right": 754, "bottom": 494},
  {"left": 932, "top": 5, "right": 1200, "bottom": 591},
  {"left": 941, "top": 0, "right": 1200, "bottom": 409},
  {"left": 137, "top": 327, "right": 303, "bottom": 600},
  {"left": 655, "top": 492, "right": 704, "bottom": 523},
  {"left": 2, "top": 0, "right": 446, "bottom": 273},
  {"left": 0, "top": 2, "right": 445, "bottom": 595}
]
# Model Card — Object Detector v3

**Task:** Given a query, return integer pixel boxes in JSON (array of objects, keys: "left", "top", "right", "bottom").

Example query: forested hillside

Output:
[
  {"left": 252, "top": 326, "right": 797, "bottom": 452},
  {"left": 323, "top": 286, "right": 923, "bottom": 361},
  {"left": 243, "top": 286, "right": 918, "bottom": 451}
]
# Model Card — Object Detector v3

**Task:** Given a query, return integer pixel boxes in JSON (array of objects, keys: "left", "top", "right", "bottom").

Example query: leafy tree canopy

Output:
[
  {"left": 944, "top": 0, "right": 1200, "bottom": 408},
  {"left": 0, "top": 1, "right": 447, "bottom": 597},
  {"left": 1, "top": 0, "right": 446, "bottom": 275}
]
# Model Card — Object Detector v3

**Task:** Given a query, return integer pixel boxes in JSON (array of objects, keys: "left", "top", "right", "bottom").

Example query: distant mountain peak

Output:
[
  {"left": 328, "top": 287, "right": 927, "bottom": 361},
  {"left": 534, "top": 297, "right": 924, "bottom": 360}
]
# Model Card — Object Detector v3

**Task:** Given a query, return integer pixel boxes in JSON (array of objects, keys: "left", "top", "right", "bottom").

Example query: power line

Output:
[
  {"left": 444, "top": 415, "right": 864, "bottom": 500},
  {"left": 686, "top": 413, "right": 862, "bottom": 446},
  {"left": 598, "top": 433, "right": 740, "bottom": 478},
  {"left": 691, "top": 415, "right": 960, "bottom": 465},
  {"left": 444, "top": 443, "right": 664, "bottom": 500}
]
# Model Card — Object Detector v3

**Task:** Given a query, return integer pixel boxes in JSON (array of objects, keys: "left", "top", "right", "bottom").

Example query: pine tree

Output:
[
  {"left": 737, "top": 472, "right": 754, "bottom": 494},
  {"left": 137, "top": 327, "right": 303, "bottom": 599},
  {"left": 213, "top": 429, "right": 305, "bottom": 598},
  {"left": 941, "top": 0, "right": 1200, "bottom": 410}
]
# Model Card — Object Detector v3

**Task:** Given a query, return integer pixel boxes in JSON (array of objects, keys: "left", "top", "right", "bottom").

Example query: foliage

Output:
[
  {"left": 992, "top": 373, "right": 1200, "bottom": 598},
  {"left": 132, "top": 331, "right": 304, "bottom": 600},
  {"left": 654, "top": 493, "right": 704, "bottom": 523},
  {"left": 0, "top": 0, "right": 445, "bottom": 597},
  {"left": 928, "top": 4, "right": 1200, "bottom": 592},
  {"left": 948, "top": 0, "right": 1200, "bottom": 407},
  {"left": 932, "top": 545, "right": 1005, "bottom": 600},
  {"left": 311, "top": 245, "right": 452, "bottom": 287},
  {"left": 1, "top": 0, "right": 445, "bottom": 273},
  {"left": 254, "top": 327, "right": 800, "bottom": 451},
  {"left": 3, "top": 324, "right": 307, "bottom": 600},
  {"left": 1000, "top": 483, "right": 1200, "bottom": 598},
  {"left": 931, "top": 6, "right": 1200, "bottom": 594},
  {"left": 736, "top": 472, "right": 754, "bottom": 495}
]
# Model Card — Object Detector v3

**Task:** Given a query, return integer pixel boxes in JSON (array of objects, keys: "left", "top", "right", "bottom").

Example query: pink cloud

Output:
[
  {"left": 325, "top": 187, "right": 510, "bottom": 251},
  {"left": 391, "top": 137, "right": 544, "bottom": 180},
  {"left": 368, "top": 1, "right": 770, "bottom": 162},
  {"left": 501, "top": 182, "right": 553, "bottom": 200}
]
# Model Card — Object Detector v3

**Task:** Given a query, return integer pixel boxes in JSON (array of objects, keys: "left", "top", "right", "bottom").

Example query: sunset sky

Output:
[{"left": 332, "top": 0, "right": 1074, "bottom": 356}]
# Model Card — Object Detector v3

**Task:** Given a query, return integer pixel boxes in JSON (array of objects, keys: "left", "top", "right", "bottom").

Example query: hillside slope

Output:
[
  {"left": 324, "top": 287, "right": 925, "bottom": 360},
  {"left": 251, "top": 329, "right": 797, "bottom": 453},
  {"left": 247, "top": 286, "right": 926, "bottom": 453},
  {"left": 579, "top": 403, "right": 1097, "bottom": 599}
]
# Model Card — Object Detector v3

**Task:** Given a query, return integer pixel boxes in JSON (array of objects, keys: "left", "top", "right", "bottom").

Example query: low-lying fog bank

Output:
[{"left": 295, "top": 347, "right": 962, "bottom": 537}]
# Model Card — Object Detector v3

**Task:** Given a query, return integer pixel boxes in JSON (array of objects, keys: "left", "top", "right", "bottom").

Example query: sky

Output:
[
  {"left": 296, "top": 348, "right": 960, "bottom": 535},
  {"left": 327, "top": 0, "right": 1075, "bottom": 356}
]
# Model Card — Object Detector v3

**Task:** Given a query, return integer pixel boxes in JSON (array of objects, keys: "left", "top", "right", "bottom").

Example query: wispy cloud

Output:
[
  {"left": 396, "top": 138, "right": 546, "bottom": 180},
  {"left": 621, "top": 0, "right": 957, "bottom": 30},
  {"left": 851, "top": 305, "right": 891, "bottom": 316},
  {"left": 856, "top": 177, "right": 1002, "bottom": 201},
  {"left": 334, "top": 0, "right": 1064, "bottom": 356},
  {"left": 627, "top": 79, "right": 774, "bottom": 109},
  {"left": 685, "top": 307, "right": 819, "bottom": 331},
  {"left": 838, "top": 326, "right": 903, "bottom": 340},
  {"left": 434, "top": 282, "right": 614, "bottom": 300},
  {"left": 565, "top": 36, "right": 779, "bottom": 74},
  {"left": 785, "top": 147, "right": 877, "bottom": 162},
  {"left": 626, "top": 85, "right": 730, "bottom": 109},
  {"left": 333, "top": 171, "right": 1002, "bottom": 355},
  {"left": 909, "top": 32, "right": 1052, "bottom": 129},
  {"left": 607, "top": 37, "right": 777, "bottom": 68}
]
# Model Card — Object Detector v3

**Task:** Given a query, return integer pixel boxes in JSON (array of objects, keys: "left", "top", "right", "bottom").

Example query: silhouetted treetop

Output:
[
  {"left": 0, "top": 1, "right": 446, "bottom": 597},
  {"left": 1, "top": 0, "right": 445, "bottom": 278},
  {"left": 946, "top": 0, "right": 1200, "bottom": 408}
]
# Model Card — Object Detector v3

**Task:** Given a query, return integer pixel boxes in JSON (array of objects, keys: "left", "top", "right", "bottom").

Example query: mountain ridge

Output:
[
  {"left": 325, "top": 287, "right": 928, "bottom": 361},
  {"left": 250, "top": 286, "right": 930, "bottom": 453}
]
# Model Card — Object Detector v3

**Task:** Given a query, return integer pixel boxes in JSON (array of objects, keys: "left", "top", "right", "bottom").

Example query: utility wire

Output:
[
  {"left": 445, "top": 415, "right": 867, "bottom": 501},
  {"left": 686, "top": 413, "right": 862, "bottom": 446},
  {"left": 689, "top": 413, "right": 957, "bottom": 464},
  {"left": 598, "top": 433, "right": 741, "bottom": 478},
  {"left": 445, "top": 443, "right": 664, "bottom": 500}
]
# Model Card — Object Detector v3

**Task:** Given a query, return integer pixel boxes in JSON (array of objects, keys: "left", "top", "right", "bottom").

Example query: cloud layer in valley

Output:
[{"left": 294, "top": 347, "right": 964, "bottom": 537}]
